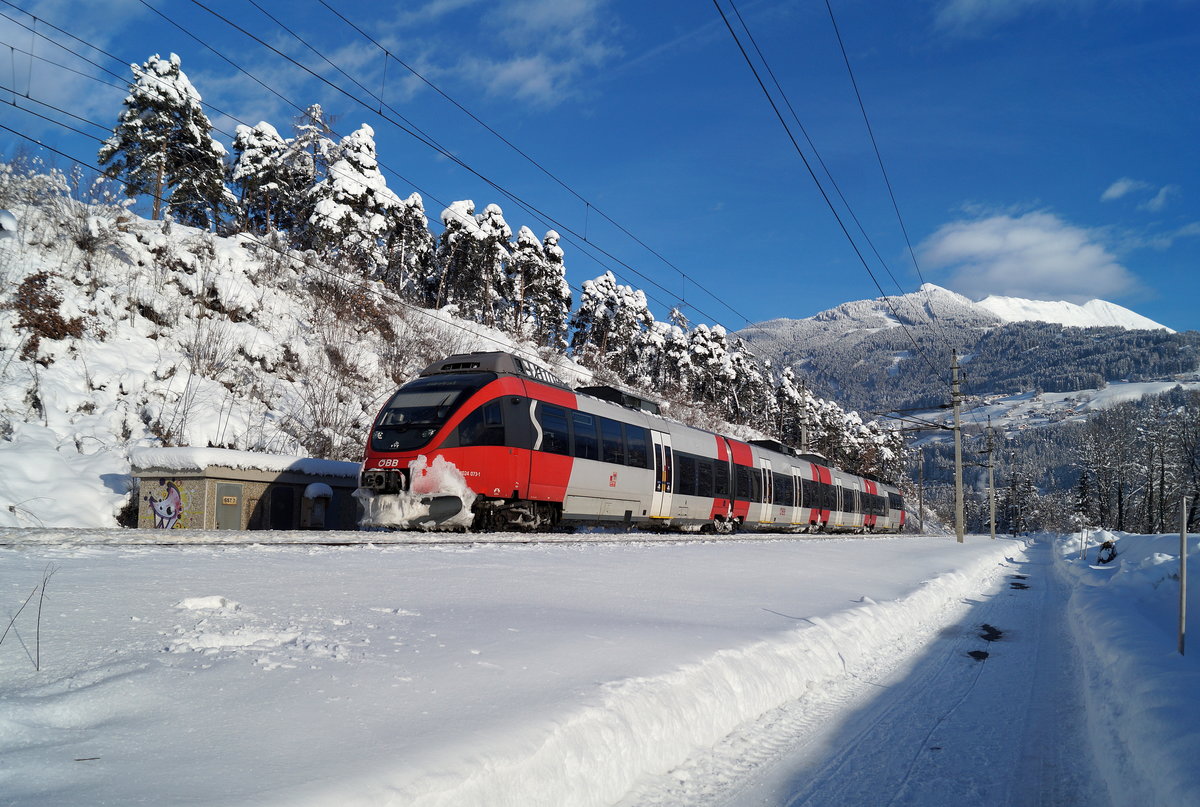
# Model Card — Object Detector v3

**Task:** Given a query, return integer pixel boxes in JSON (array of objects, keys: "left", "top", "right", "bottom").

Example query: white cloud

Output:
[
  {"left": 919, "top": 211, "right": 1138, "bottom": 303},
  {"left": 1140, "top": 184, "right": 1179, "bottom": 212},
  {"left": 1101, "top": 177, "right": 1151, "bottom": 201},
  {"left": 1100, "top": 177, "right": 1179, "bottom": 211},
  {"left": 387, "top": 0, "right": 619, "bottom": 106},
  {"left": 934, "top": 0, "right": 1049, "bottom": 32}
]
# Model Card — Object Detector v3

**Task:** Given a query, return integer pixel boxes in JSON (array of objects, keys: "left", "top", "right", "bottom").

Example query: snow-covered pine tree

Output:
[
  {"left": 429, "top": 202, "right": 512, "bottom": 326},
  {"left": 538, "top": 231, "right": 572, "bottom": 350},
  {"left": 507, "top": 226, "right": 546, "bottom": 339},
  {"left": 569, "top": 271, "right": 617, "bottom": 362},
  {"left": 428, "top": 200, "right": 476, "bottom": 310},
  {"left": 230, "top": 122, "right": 310, "bottom": 235},
  {"left": 687, "top": 323, "right": 736, "bottom": 406},
  {"left": 475, "top": 204, "right": 513, "bottom": 328},
  {"left": 381, "top": 192, "right": 434, "bottom": 299},
  {"left": 569, "top": 271, "right": 651, "bottom": 376},
  {"left": 281, "top": 104, "right": 334, "bottom": 248},
  {"left": 306, "top": 123, "right": 402, "bottom": 274},
  {"left": 99, "top": 53, "right": 234, "bottom": 229},
  {"left": 507, "top": 227, "right": 572, "bottom": 347}
]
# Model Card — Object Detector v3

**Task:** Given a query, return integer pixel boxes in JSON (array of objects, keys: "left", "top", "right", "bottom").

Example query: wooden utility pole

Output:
[{"left": 952, "top": 351, "right": 964, "bottom": 543}]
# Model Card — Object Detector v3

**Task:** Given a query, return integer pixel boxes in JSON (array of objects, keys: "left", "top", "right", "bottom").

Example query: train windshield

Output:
[{"left": 371, "top": 373, "right": 496, "bottom": 452}]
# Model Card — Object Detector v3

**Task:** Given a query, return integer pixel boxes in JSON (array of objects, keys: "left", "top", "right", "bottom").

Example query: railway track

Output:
[{"left": 0, "top": 527, "right": 870, "bottom": 547}]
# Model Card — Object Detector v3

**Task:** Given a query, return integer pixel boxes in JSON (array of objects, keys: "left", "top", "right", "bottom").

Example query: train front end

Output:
[{"left": 356, "top": 360, "right": 498, "bottom": 529}]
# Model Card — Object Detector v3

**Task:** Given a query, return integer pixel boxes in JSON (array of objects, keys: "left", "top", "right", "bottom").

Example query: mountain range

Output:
[{"left": 737, "top": 284, "right": 1197, "bottom": 416}]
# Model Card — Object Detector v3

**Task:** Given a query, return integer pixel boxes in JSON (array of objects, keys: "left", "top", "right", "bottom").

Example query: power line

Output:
[
  {"left": 725, "top": 0, "right": 931, "bottom": 334},
  {"left": 712, "top": 0, "right": 943, "bottom": 379},
  {"left": 174, "top": 0, "right": 736, "bottom": 329},
  {"left": 311, "top": 0, "right": 754, "bottom": 328},
  {"left": 0, "top": 2, "right": 698, "bottom": 324},
  {"left": 821, "top": 0, "right": 957, "bottom": 356}
]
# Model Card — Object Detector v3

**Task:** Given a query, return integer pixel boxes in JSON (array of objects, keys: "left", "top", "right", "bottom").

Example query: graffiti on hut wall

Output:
[{"left": 146, "top": 480, "right": 188, "bottom": 529}]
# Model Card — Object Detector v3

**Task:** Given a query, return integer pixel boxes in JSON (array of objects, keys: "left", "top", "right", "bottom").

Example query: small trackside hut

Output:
[
  {"left": 131, "top": 447, "right": 360, "bottom": 531},
  {"left": 357, "top": 351, "right": 906, "bottom": 533}
]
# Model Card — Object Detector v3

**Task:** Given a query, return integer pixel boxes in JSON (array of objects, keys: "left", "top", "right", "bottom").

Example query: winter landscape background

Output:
[{"left": 2, "top": 15, "right": 1200, "bottom": 804}]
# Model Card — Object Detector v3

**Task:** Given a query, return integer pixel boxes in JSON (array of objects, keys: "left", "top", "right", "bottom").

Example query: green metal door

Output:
[{"left": 216, "top": 483, "right": 243, "bottom": 530}]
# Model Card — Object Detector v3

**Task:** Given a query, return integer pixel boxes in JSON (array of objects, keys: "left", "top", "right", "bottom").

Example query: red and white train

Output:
[{"left": 357, "top": 352, "right": 906, "bottom": 532}]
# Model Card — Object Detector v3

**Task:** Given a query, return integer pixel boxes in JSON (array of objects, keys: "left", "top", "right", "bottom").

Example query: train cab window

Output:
[
  {"left": 625, "top": 425, "right": 650, "bottom": 468},
  {"left": 888, "top": 492, "right": 904, "bottom": 511},
  {"left": 571, "top": 412, "right": 599, "bottom": 460},
  {"left": 372, "top": 372, "right": 496, "bottom": 452},
  {"left": 537, "top": 404, "right": 571, "bottom": 455},
  {"left": 457, "top": 401, "right": 505, "bottom": 447},
  {"left": 600, "top": 418, "right": 625, "bottom": 465}
]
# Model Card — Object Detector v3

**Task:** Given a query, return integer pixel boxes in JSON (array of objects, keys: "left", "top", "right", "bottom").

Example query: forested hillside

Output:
[
  {"left": 741, "top": 287, "right": 1200, "bottom": 413},
  {"left": 0, "top": 56, "right": 910, "bottom": 527}
]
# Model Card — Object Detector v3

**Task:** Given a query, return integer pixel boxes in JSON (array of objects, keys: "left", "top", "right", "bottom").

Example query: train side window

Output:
[
  {"left": 677, "top": 454, "right": 697, "bottom": 496},
  {"left": 600, "top": 418, "right": 625, "bottom": 465},
  {"left": 714, "top": 461, "right": 730, "bottom": 498},
  {"left": 571, "top": 412, "right": 599, "bottom": 460},
  {"left": 538, "top": 404, "right": 571, "bottom": 455},
  {"left": 774, "top": 473, "right": 794, "bottom": 507},
  {"left": 697, "top": 459, "right": 713, "bottom": 498},
  {"left": 734, "top": 465, "right": 752, "bottom": 502},
  {"left": 625, "top": 425, "right": 650, "bottom": 468},
  {"left": 458, "top": 401, "right": 505, "bottom": 447}
]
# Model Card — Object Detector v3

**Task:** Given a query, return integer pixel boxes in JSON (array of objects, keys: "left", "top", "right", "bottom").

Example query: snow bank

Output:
[
  {"left": 1056, "top": 530, "right": 1200, "bottom": 806},
  {"left": 308, "top": 539, "right": 1023, "bottom": 807}
]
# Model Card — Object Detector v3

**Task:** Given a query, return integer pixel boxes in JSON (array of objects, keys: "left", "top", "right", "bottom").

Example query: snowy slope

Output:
[
  {"left": 0, "top": 176, "right": 587, "bottom": 529},
  {"left": 976, "top": 294, "right": 1172, "bottom": 332}
]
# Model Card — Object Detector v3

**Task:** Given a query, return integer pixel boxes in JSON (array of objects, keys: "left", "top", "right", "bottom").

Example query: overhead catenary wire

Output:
[
  {"left": 0, "top": 2, "right": 699, "bottom": 325},
  {"left": 309, "top": 0, "right": 754, "bottom": 328},
  {"left": 711, "top": 0, "right": 943, "bottom": 379},
  {"left": 167, "top": 0, "right": 736, "bottom": 330},
  {"left": 725, "top": 0, "right": 931, "bottom": 335},
  {"left": 820, "top": 0, "right": 958, "bottom": 357}
]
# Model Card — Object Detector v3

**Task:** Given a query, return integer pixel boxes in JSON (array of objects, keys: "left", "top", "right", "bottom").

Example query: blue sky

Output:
[{"left": 3, "top": 0, "right": 1198, "bottom": 332}]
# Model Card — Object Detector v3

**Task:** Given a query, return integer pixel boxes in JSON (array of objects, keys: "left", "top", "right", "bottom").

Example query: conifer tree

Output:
[
  {"left": 382, "top": 192, "right": 435, "bottom": 298},
  {"left": 99, "top": 53, "right": 233, "bottom": 228},
  {"left": 306, "top": 123, "right": 401, "bottom": 273},
  {"left": 230, "top": 121, "right": 309, "bottom": 234},
  {"left": 281, "top": 104, "right": 334, "bottom": 246}
]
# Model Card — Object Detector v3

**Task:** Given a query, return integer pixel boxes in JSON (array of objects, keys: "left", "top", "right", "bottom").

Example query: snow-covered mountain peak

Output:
[{"left": 975, "top": 294, "right": 1171, "bottom": 332}]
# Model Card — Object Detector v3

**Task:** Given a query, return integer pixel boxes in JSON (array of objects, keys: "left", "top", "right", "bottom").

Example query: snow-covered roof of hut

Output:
[{"left": 130, "top": 447, "right": 359, "bottom": 478}]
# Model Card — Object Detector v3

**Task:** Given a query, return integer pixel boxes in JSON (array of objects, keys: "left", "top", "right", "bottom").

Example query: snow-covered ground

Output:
[{"left": 2, "top": 529, "right": 1197, "bottom": 806}]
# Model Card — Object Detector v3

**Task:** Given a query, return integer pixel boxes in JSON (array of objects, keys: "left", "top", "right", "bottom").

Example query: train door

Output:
[
  {"left": 757, "top": 456, "right": 775, "bottom": 525},
  {"left": 650, "top": 431, "right": 673, "bottom": 520}
]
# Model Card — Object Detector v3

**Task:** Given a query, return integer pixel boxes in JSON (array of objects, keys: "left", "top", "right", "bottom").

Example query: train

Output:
[{"left": 355, "top": 351, "right": 906, "bottom": 533}]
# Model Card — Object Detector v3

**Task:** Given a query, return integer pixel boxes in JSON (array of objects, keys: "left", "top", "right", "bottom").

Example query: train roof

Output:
[{"left": 418, "top": 352, "right": 569, "bottom": 388}]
